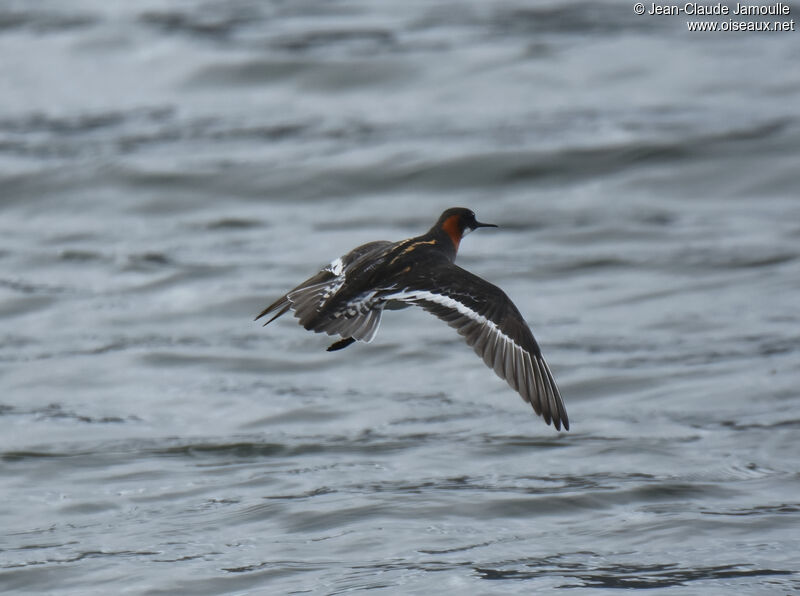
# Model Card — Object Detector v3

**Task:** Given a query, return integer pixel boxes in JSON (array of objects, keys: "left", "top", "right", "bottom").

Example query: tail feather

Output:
[
  {"left": 303, "top": 300, "right": 384, "bottom": 343},
  {"left": 255, "top": 242, "right": 393, "bottom": 345},
  {"left": 256, "top": 272, "right": 385, "bottom": 343},
  {"left": 255, "top": 267, "right": 341, "bottom": 326},
  {"left": 289, "top": 280, "right": 343, "bottom": 325}
]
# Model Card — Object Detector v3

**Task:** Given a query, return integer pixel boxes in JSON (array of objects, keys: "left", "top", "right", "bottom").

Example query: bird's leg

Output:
[{"left": 327, "top": 337, "right": 356, "bottom": 352}]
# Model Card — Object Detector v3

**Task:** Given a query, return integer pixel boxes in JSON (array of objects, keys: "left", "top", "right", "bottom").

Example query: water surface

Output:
[{"left": 1, "top": 1, "right": 799, "bottom": 594}]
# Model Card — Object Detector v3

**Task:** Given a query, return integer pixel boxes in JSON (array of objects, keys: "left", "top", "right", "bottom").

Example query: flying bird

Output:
[{"left": 256, "top": 207, "right": 568, "bottom": 430}]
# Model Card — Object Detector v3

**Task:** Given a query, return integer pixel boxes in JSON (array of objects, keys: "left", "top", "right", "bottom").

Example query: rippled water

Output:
[{"left": 2, "top": 1, "right": 800, "bottom": 594}]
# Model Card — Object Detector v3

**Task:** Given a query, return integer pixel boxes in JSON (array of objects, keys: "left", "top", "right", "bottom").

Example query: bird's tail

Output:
[
  {"left": 256, "top": 270, "right": 385, "bottom": 344},
  {"left": 255, "top": 267, "right": 342, "bottom": 326},
  {"left": 301, "top": 303, "right": 384, "bottom": 343}
]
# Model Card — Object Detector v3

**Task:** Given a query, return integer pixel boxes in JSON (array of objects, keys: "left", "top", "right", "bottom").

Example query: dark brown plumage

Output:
[{"left": 257, "top": 208, "right": 568, "bottom": 431}]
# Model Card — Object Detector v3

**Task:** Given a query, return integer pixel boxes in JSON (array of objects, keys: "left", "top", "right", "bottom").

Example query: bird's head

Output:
[{"left": 434, "top": 207, "right": 497, "bottom": 251}]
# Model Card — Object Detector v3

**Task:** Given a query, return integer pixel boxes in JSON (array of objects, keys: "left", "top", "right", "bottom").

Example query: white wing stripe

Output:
[
  {"left": 386, "top": 288, "right": 565, "bottom": 428},
  {"left": 388, "top": 289, "right": 518, "bottom": 348},
  {"left": 389, "top": 289, "right": 535, "bottom": 396}
]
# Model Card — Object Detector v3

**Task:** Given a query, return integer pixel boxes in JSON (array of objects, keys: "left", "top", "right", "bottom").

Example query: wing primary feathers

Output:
[
  {"left": 256, "top": 240, "right": 568, "bottom": 431},
  {"left": 530, "top": 354, "right": 547, "bottom": 417},
  {"left": 255, "top": 299, "right": 291, "bottom": 325},
  {"left": 384, "top": 264, "right": 568, "bottom": 431},
  {"left": 541, "top": 357, "right": 568, "bottom": 431}
]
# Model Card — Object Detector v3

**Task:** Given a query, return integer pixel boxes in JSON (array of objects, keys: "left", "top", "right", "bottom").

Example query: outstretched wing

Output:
[
  {"left": 255, "top": 241, "right": 391, "bottom": 343},
  {"left": 386, "top": 264, "right": 568, "bottom": 430}
]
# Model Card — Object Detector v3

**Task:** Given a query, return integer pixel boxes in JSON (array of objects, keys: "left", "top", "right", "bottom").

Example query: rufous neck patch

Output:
[{"left": 441, "top": 214, "right": 462, "bottom": 251}]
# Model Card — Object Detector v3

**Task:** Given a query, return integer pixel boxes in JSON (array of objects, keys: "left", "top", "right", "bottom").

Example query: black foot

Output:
[{"left": 327, "top": 337, "right": 356, "bottom": 352}]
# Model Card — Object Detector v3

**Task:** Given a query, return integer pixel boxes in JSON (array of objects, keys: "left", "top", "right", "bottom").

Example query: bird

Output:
[{"left": 256, "top": 207, "right": 568, "bottom": 431}]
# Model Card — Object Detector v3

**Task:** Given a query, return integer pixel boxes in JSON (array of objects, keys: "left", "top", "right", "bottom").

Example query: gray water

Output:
[{"left": 2, "top": 1, "right": 799, "bottom": 594}]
